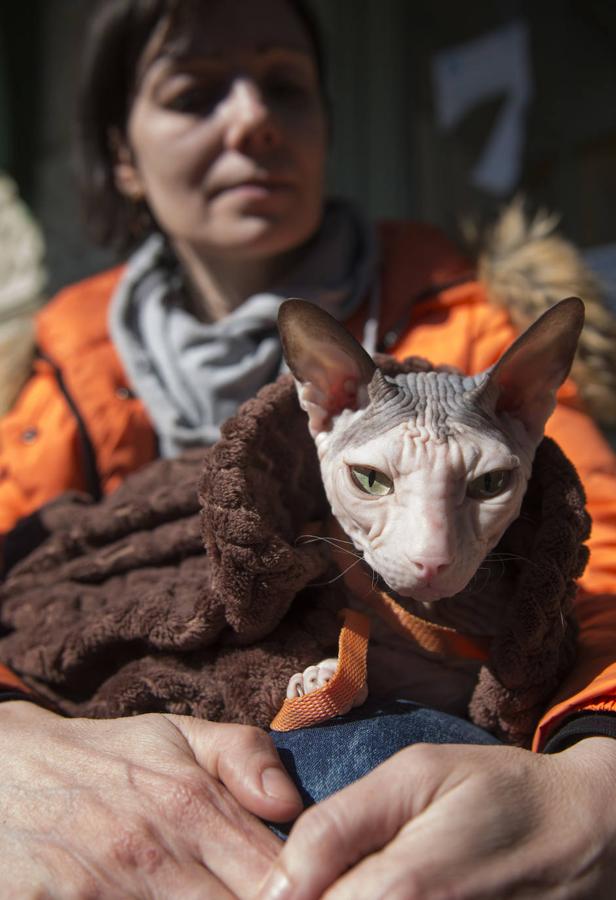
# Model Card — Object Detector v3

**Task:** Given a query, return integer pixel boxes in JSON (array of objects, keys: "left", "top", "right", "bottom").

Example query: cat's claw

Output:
[
  {"left": 286, "top": 658, "right": 339, "bottom": 699},
  {"left": 286, "top": 658, "right": 368, "bottom": 713}
]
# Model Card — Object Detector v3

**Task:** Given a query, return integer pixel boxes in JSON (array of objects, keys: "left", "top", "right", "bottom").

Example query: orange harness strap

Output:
[
  {"left": 270, "top": 519, "right": 492, "bottom": 732},
  {"left": 362, "top": 589, "right": 492, "bottom": 662},
  {"left": 270, "top": 608, "right": 371, "bottom": 731}
]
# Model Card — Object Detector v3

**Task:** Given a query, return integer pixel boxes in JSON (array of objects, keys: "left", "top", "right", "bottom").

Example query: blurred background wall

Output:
[{"left": 1, "top": 0, "right": 615, "bottom": 297}]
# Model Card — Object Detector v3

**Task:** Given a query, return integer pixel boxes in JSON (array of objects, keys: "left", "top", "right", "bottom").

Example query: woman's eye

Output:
[
  {"left": 350, "top": 465, "right": 393, "bottom": 496},
  {"left": 164, "top": 83, "right": 225, "bottom": 114},
  {"left": 263, "top": 68, "right": 314, "bottom": 105},
  {"left": 467, "top": 469, "right": 512, "bottom": 500},
  {"left": 265, "top": 77, "right": 305, "bottom": 98}
]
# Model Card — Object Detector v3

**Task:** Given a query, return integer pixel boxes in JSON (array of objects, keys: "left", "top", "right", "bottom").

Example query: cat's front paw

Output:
[
  {"left": 286, "top": 658, "right": 339, "bottom": 699},
  {"left": 286, "top": 658, "right": 368, "bottom": 714}
]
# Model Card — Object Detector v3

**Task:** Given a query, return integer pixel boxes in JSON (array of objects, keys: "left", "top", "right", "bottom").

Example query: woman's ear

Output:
[{"left": 109, "top": 127, "right": 145, "bottom": 201}]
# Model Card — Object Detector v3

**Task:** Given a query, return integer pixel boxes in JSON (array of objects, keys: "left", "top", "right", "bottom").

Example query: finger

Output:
[
  {"left": 311, "top": 764, "right": 519, "bottom": 900},
  {"left": 188, "top": 786, "right": 283, "bottom": 899},
  {"left": 258, "top": 754, "right": 418, "bottom": 900},
  {"left": 317, "top": 756, "right": 594, "bottom": 900},
  {"left": 105, "top": 853, "right": 240, "bottom": 900},
  {"left": 321, "top": 842, "right": 424, "bottom": 900},
  {"left": 319, "top": 810, "right": 486, "bottom": 900},
  {"left": 166, "top": 717, "right": 303, "bottom": 823},
  {"left": 320, "top": 829, "right": 583, "bottom": 900},
  {"left": 126, "top": 757, "right": 284, "bottom": 898},
  {"left": 148, "top": 863, "right": 239, "bottom": 900}
]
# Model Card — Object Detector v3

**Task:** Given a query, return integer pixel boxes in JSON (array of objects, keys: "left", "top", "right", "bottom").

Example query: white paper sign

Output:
[{"left": 432, "top": 20, "right": 532, "bottom": 195}]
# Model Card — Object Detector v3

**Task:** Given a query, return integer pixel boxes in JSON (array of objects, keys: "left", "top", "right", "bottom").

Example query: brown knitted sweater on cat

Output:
[{"left": 0, "top": 367, "right": 590, "bottom": 747}]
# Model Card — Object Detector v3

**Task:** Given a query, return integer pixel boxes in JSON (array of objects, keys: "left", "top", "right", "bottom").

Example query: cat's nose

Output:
[{"left": 413, "top": 560, "right": 448, "bottom": 584}]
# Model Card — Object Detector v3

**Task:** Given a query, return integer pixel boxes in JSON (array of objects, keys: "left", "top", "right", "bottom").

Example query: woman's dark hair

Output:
[{"left": 76, "top": 0, "right": 328, "bottom": 252}]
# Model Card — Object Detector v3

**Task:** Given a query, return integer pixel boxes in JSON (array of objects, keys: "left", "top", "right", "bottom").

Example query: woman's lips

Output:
[{"left": 208, "top": 179, "right": 294, "bottom": 200}]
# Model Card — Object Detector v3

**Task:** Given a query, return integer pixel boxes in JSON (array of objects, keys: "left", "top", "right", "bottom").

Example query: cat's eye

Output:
[
  {"left": 350, "top": 465, "right": 393, "bottom": 496},
  {"left": 467, "top": 469, "right": 512, "bottom": 500}
]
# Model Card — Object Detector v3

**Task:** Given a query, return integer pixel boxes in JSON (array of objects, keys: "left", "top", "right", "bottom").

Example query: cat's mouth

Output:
[{"left": 372, "top": 571, "right": 444, "bottom": 606}]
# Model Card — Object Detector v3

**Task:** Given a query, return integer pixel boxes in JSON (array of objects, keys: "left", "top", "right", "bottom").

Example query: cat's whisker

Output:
[
  {"left": 370, "top": 566, "right": 377, "bottom": 590},
  {"left": 305, "top": 534, "right": 356, "bottom": 548},
  {"left": 481, "top": 560, "right": 505, "bottom": 586},
  {"left": 485, "top": 551, "right": 528, "bottom": 562},
  {"left": 516, "top": 512, "right": 537, "bottom": 525},
  {"left": 297, "top": 533, "right": 356, "bottom": 547},
  {"left": 485, "top": 551, "right": 544, "bottom": 573},
  {"left": 471, "top": 565, "right": 493, "bottom": 594},
  {"left": 296, "top": 534, "right": 362, "bottom": 560},
  {"left": 311, "top": 555, "right": 364, "bottom": 587},
  {"left": 486, "top": 558, "right": 511, "bottom": 583},
  {"left": 496, "top": 564, "right": 507, "bottom": 585}
]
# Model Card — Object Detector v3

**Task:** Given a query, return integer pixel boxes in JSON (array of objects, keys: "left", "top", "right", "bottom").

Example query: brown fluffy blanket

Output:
[{"left": 0, "top": 370, "right": 590, "bottom": 746}]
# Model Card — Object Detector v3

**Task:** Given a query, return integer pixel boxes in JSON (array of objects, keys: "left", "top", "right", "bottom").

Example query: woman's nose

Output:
[{"left": 222, "top": 79, "right": 279, "bottom": 152}]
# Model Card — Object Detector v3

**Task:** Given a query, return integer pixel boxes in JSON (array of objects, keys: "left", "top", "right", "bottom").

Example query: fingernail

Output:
[
  {"left": 261, "top": 765, "right": 294, "bottom": 801},
  {"left": 259, "top": 868, "right": 293, "bottom": 900}
]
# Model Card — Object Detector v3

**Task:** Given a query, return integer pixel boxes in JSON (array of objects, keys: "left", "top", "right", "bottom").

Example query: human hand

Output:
[
  {"left": 259, "top": 737, "right": 616, "bottom": 899},
  {"left": 0, "top": 700, "right": 302, "bottom": 899}
]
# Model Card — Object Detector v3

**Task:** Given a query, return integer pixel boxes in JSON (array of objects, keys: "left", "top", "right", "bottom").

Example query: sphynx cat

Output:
[{"left": 277, "top": 296, "right": 584, "bottom": 713}]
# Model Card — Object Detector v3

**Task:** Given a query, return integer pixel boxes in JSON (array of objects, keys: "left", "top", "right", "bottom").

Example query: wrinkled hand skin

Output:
[
  {"left": 0, "top": 701, "right": 302, "bottom": 899},
  {"left": 259, "top": 738, "right": 616, "bottom": 900}
]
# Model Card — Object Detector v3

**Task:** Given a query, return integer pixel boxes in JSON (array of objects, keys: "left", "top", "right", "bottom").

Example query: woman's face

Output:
[{"left": 116, "top": 0, "right": 328, "bottom": 263}]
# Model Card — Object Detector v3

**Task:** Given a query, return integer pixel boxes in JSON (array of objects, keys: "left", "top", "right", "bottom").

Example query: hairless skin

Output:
[{"left": 279, "top": 297, "right": 584, "bottom": 704}]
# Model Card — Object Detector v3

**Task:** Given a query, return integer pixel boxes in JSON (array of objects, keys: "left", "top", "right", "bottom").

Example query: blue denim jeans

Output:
[{"left": 269, "top": 699, "right": 501, "bottom": 834}]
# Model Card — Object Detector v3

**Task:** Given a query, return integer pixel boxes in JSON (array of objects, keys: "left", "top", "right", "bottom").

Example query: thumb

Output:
[
  {"left": 258, "top": 742, "right": 453, "bottom": 900},
  {"left": 166, "top": 716, "right": 303, "bottom": 822}
]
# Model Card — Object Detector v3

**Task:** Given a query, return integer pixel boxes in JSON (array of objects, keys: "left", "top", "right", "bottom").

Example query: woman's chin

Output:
[{"left": 194, "top": 215, "right": 319, "bottom": 261}]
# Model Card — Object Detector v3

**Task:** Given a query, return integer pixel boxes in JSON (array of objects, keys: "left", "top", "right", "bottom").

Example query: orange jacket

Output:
[{"left": 1, "top": 221, "right": 615, "bottom": 748}]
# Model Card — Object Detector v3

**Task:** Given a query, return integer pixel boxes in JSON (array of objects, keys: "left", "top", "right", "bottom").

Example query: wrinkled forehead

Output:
[
  {"left": 327, "top": 370, "right": 504, "bottom": 454},
  {"left": 331, "top": 418, "right": 518, "bottom": 482},
  {"left": 139, "top": 0, "right": 316, "bottom": 74}
]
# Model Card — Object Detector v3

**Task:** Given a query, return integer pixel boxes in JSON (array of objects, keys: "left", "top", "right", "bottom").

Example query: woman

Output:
[{"left": 1, "top": 0, "right": 616, "bottom": 896}]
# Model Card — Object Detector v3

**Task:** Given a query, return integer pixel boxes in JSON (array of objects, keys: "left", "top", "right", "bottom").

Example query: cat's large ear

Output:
[
  {"left": 486, "top": 297, "right": 584, "bottom": 442},
  {"left": 278, "top": 298, "right": 376, "bottom": 436}
]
